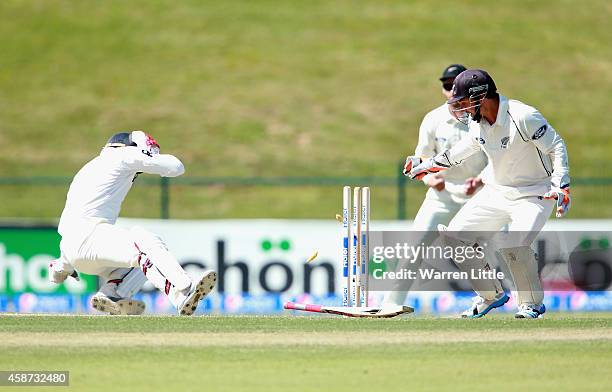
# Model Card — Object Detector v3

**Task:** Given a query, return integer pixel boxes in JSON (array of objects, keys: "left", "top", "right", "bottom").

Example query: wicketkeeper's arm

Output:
[
  {"left": 524, "top": 112, "right": 571, "bottom": 217},
  {"left": 407, "top": 136, "right": 481, "bottom": 179}
]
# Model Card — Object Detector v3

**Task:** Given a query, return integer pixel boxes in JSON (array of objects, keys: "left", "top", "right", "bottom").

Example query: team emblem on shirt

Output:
[
  {"left": 501, "top": 136, "right": 510, "bottom": 149},
  {"left": 532, "top": 124, "right": 548, "bottom": 140}
]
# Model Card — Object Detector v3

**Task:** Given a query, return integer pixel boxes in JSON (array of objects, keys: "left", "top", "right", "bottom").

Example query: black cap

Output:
[
  {"left": 439, "top": 64, "right": 467, "bottom": 81},
  {"left": 447, "top": 69, "right": 497, "bottom": 104}
]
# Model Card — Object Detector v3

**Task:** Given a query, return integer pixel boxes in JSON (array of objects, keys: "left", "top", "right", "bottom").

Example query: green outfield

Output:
[
  {"left": 0, "top": 0, "right": 610, "bottom": 219},
  {"left": 1, "top": 314, "right": 611, "bottom": 391}
]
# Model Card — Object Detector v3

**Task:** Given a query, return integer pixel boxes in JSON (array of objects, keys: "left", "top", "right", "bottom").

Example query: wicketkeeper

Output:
[{"left": 406, "top": 69, "right": 570, "bottom": 318}]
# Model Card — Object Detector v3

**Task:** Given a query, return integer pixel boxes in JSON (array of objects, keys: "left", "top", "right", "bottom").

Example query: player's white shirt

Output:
[
  {"left": 58, "top": 147, "right": 184, "bottom": 238},
  {"left": 443, "top": 95, "right": 569, "bottom": 200},
  {"left": 415, "top": 103, "right": 487, "bottom": 203}
]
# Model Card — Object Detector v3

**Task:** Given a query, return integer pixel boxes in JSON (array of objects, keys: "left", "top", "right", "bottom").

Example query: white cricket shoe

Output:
[
  {"left": 91, "top": 292, "right": 146, "bottom": 315},
  {"left": 515, "top": 303, "right": 546, "bottom": 319},
  {"left": 177, "top": 270, "right": 217, "bottom": 316},
  {"left": 461, "top": 292, "right": 509, "bottom": 318}
]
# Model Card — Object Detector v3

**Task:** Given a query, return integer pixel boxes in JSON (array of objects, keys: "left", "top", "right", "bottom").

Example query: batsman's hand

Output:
[
  {"left": 409, "top": 157, "right": 450, "bottom": 180},
  {"left": 48, "top": 259, "right": 79, "bottom": 284},
  {"left": 540, "top": 187, "right": 571, "bottom": 218},
  {"left": 402, "top": 156, "right": 422, "bottom": 176}
]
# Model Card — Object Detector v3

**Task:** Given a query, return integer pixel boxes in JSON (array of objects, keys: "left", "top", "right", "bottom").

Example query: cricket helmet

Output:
[
  {"left": 447, "top": 69, "right": 497, "bottom": 124},
  {"left": 439, "top": 64, "right": 467, "bottom": 81},
  {"left": 105, "top": 130, "right": 160, "bottom": 154}
]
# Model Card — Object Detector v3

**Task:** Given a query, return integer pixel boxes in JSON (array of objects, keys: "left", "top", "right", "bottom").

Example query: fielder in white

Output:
[
  {"left": 406, "top": 69, "right": 571, "bottom": 318},
  {"left": 49, "top": 130, "right": 217, "bottom": 315},
  {"left": 383, "top": 64, "right": 488, "bottom": 306}
]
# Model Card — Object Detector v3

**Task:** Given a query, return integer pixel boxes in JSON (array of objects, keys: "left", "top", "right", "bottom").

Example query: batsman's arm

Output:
[{"left": 122, "top": 148, "right": 185, "bottom": 177}]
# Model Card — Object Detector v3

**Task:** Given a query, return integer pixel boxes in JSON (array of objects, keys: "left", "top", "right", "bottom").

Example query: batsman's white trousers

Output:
[
  {"left": 60, "top": 219, "right": 140, "bottom": 277},
  {"left": 413, "top": 188, "right": 465, "bottom": 231},
  {"left": 60, "top": 219, "right": 191, "bottom": 305}
]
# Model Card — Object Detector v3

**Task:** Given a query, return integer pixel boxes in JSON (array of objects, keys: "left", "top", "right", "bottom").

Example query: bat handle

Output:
[{"left": 283, "top": 302, "right": 322, "bottom": 313}]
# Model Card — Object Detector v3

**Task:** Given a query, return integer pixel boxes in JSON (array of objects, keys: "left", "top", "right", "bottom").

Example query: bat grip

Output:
[{"left": 284, "top": 302, "right": 322, "bottom": 312}]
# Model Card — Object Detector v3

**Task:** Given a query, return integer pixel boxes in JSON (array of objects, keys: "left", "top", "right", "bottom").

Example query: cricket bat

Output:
[{"left": 284, "top": 302, "right": 413, "bottom": 318}]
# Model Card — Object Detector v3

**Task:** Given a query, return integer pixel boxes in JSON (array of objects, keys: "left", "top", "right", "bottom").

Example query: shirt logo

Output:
[
  {"left": 532, "top": 124, "right": 548, "bottom": 140},
  {"left": 501, "top": 136, "right": 510, "bottom": 149}
]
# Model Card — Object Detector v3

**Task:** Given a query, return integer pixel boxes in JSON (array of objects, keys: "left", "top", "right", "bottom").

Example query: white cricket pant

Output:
[
  {"left": 447, "top": 185, "right": 554, "bottom": 244},
  {"left": 447, "top": 185, "right": 555, "bottom": 305},
  {"left": 413, "top": 189, "right": 465, "bottom": 231},
  {"left": 60, "top": 221, "right": 192, "bottom": 308},
  {"left": 383, "top": 189, "right": 465, "bottom": 306}
]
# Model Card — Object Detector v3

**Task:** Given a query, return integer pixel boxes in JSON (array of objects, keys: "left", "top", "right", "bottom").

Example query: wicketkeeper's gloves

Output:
[
  {"left": 406, "top": 153, "right": 451, "bottom": 180},
  {"left": 540, "top": 187, "right": 571, "bottom": 218},
  {"left": 402, "top": 156, "right": 422, "bottom": 176}
]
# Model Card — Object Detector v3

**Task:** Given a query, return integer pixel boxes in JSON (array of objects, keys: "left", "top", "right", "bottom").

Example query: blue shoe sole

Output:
[{"left": 468, "top": 294, "right": 510, "bottom": 319}]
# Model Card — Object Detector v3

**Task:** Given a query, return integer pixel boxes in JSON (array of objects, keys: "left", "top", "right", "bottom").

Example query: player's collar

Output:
[{"left": 494, "top": 95, "right": 509, "bottom": 126}]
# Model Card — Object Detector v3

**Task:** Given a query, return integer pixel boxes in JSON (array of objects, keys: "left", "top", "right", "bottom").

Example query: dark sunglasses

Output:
[{"left": 442, "top": 82, "right": 454, "bottom": 91}]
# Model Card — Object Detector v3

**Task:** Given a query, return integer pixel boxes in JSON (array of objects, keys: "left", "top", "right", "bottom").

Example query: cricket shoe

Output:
[
  {"left": 177, "top": 270, "right": 217, "bottom": 316},
  {"left": 91, "top": 292, "right": 146, "bottom": 315},
  {"left": 515, "top": 303, "right": 546, "bottom": 319},
  {"left": 461, "top": 292, "right": 509, "bottom": 318}
]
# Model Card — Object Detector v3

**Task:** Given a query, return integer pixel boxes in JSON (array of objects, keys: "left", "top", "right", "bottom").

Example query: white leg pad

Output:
[
  {"left": 498, "top": 246, "right": 543, "bottom": 306},
  {"left": 115, "top": 268, "right": 148, "bottom": 298},
  {"left": 382, "top": 290, "right": 408, "bottom": 307}
]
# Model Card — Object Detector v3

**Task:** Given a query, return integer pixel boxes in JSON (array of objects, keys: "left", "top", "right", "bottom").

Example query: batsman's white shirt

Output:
[
  {"left": 416, "top": 103, "right": 488, "bottom": 205},
  {"left": 442, "top": 95, "right": 569, "bottom": 199},
  {"left": 58, "top": 147, "right": 184, "bottom": 240}
]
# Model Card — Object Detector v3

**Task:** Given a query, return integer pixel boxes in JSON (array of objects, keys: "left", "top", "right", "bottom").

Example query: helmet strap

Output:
[{"left": 473, "top": 105, "right": 482, "bottom": 123}]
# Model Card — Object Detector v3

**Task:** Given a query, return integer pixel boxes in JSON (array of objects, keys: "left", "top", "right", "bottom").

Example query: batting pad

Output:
[
  {"left": 116, "top": 268, "right": 148, "bottom": 298},
  {"left": 498, "top": 246, "right": 544, "bottom": 305}
]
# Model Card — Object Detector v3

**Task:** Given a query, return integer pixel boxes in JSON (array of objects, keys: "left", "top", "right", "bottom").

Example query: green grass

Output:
[
  {"left": 1, "top": 313, "right": 611, "bottom": 332},
  {"left": 5, "top": 342, "right": 609, "bottom": 392},
  {"left": 0, "top": 314, "right": 610, "bottom": 391},
  {"left": 0, "top": 0, "right": 611, "bottom": 218}
]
